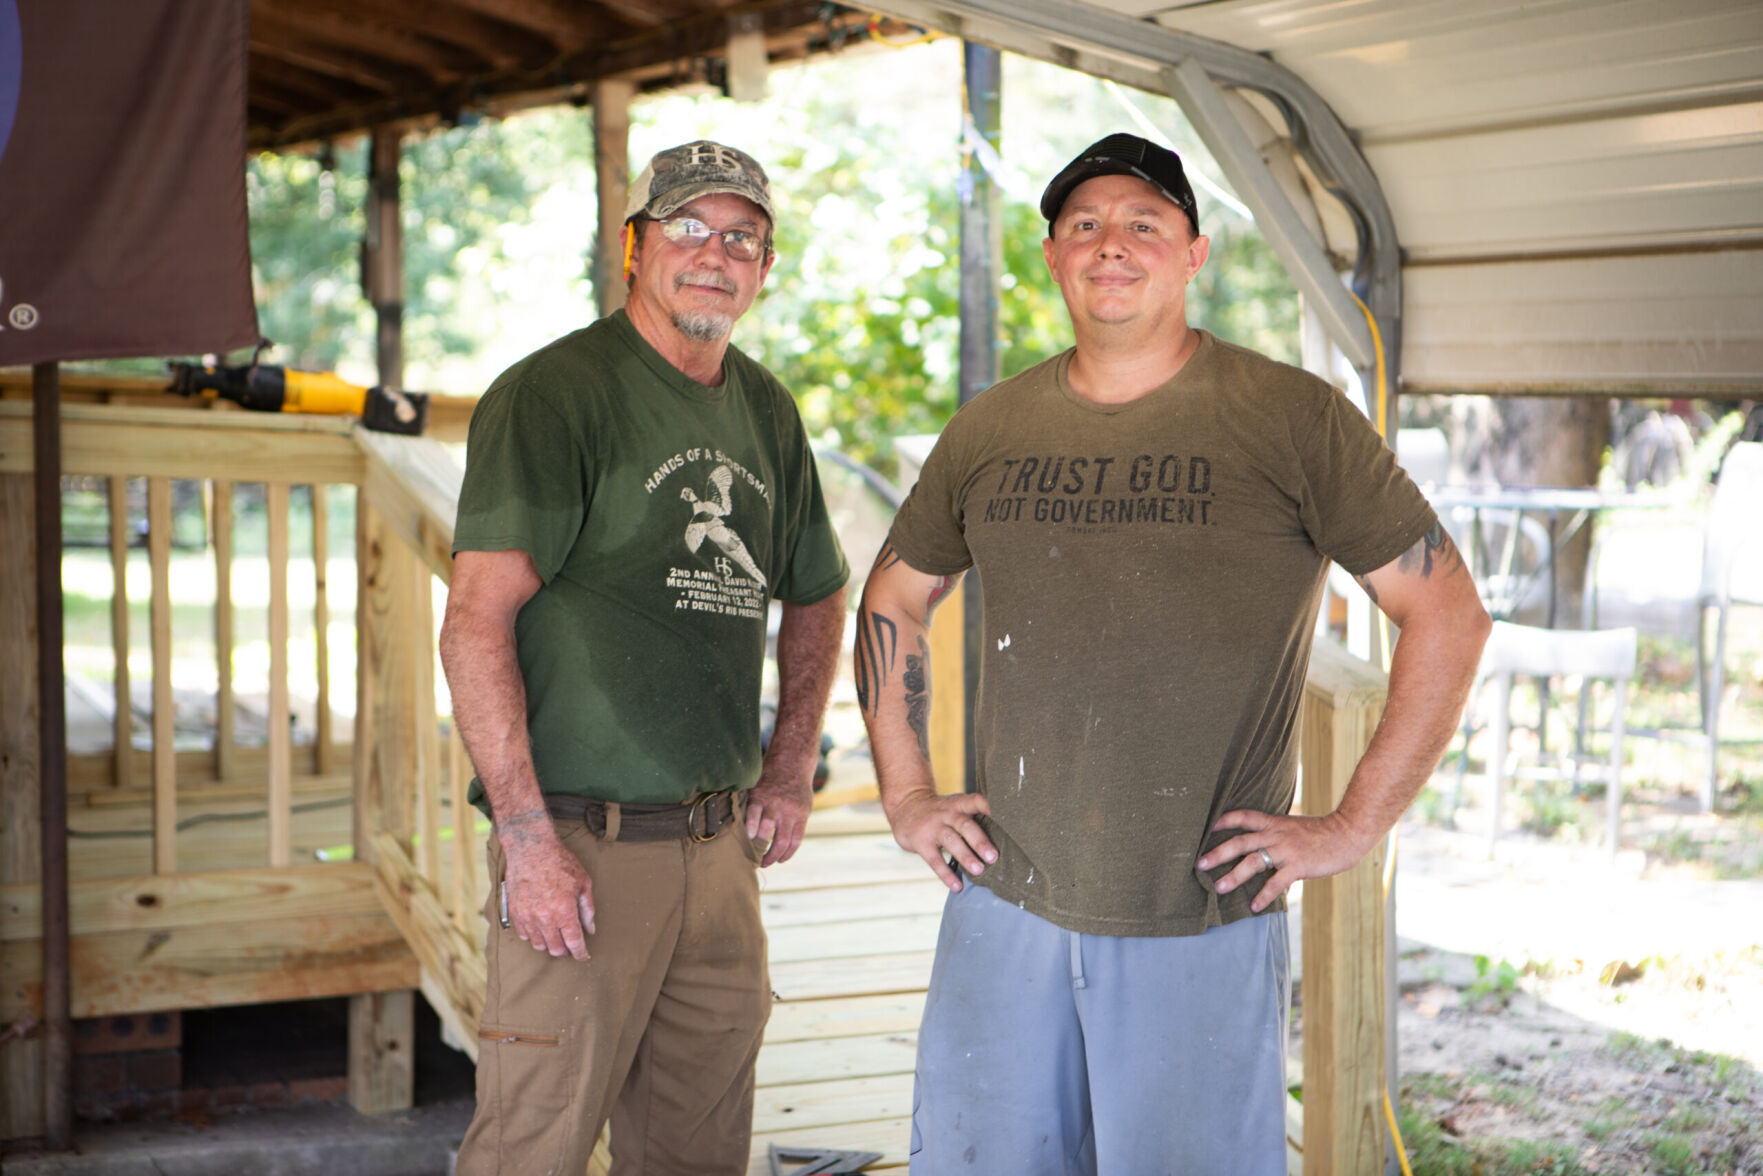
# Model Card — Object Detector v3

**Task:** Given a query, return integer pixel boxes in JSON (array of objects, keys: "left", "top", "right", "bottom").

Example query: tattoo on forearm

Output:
[
  {"left": 495, "top": 808, "right": 551, "bottom": 847},
  {"left": 1396, "top": 522, "right": 1466, "bottom": 581},
  {"left": 903, "top": 635, "right": 931, "bottom": 761},
  {"left": 925, "top": 574, "right": 959, "bottom": 614},
  {"left": 854, "top": 609, "right": 898, "bottom": 715}
]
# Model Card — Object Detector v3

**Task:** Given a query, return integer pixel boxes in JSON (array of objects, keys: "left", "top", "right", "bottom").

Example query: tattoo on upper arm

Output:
[
  {"left": 1395, "top": 521, "right": 1466, "bottom": 581},
  {"left": 854, "top": 609, "right": 898, "bottom": 716},
  {"left": 872, "top": 541, "right": 904, "bottom": 574},
  {"left": 903, "top": 635, "right": 931, "bottom": 761},
  {"left": 1352, "top": 571, "right": 1379, "bottom": 606}
]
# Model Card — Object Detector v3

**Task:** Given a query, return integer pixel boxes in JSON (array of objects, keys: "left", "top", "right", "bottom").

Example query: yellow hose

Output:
[{"left": 1348, "top": 287, "right": 1416, "bottom": 1176}]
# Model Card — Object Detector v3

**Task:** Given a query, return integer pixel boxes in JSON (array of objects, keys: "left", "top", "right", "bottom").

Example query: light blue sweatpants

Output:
[{"left": 910, "top": 880, "right": 1291, "bottom": 1176}]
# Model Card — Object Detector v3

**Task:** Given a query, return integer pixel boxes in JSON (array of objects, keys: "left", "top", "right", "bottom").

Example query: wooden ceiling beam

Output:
[
  {"left": 245, "top": 85, "right": 308, "bottom": 118},
  {"left": 248, "top": 0, "right": 868, "bottom": 150},
  {"left": 249, "top": 53, "right": 382, "bottom": 108},
  {"left": 286, "top": 0, "right": 557, "bottom": 71},
  {"left": 248, "top": 25, "right": 435, "bottom": 96},
  {"left": 441, "top": 0, "right": 627, "bottom": 48},
  {"left": 251, "top": 3, "right": 480, "bottom": 82}
]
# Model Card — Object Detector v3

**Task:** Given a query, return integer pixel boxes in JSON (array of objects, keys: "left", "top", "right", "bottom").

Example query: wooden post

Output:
[
  {"left": 928, "top": 582, "right": 966, "bottom": 796},
  {"left": 1299, "top": 640, "right": 1389, "bottom": 1176},
  {"left": 107, "top": 477, "right": 132, "bottom": 791},
  {"left": 212, "top": 480, "right": 236, "bottom": 782},
  {"left": 32, "top": 362, "right": 71, "bottom": 1151},
  {"left": 347, "top": 989, "right": 414, "bottom": 1115},
  {"left": 1, "top": 471, "right": 44, "bottom": 1141},
  {"left": 267, "top": 483, "right": 292, "bottom": 867},
  {"left": 361, "top": 127, "right": 417, "bottom": 1112},
  {"left": 367, "top": 129, "right": 404, "bottom": 389},
  {"left": 958, "top": 43, "right": 1001, "bottom": 792},
  {"left": 350, "top": 498, "right": 417, "bottom": 1113},
  {"left": 312, "top": 484, "right": 333, "bottom": 777},
  {"left": 593, "top": 78, "right": 634, "bottom": 318},
  {"left": 147, "top": 477, "right": 176, "bottom": 875}
]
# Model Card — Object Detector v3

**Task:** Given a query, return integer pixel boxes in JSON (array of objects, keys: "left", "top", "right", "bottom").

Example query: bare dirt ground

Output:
[{"left": 1356, "top": 814, "right": 1763, "bottom": 1175}]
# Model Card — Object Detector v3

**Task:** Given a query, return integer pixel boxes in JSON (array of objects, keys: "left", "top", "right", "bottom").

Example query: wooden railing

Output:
[
  {"left": 0, "top": 400, "right": 1390, "bottom": 1173},
  {"left": 0, "top": 403, "right": 424, "bottom": 1135}
]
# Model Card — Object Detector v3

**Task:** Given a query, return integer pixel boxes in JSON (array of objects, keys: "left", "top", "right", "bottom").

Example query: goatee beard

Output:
[{"left": 672, "top": 310, "right": 734, "bottom": 342}]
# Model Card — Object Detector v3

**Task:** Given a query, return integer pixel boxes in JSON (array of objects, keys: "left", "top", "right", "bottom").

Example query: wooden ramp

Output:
[{"left": 747, "top": 803, "right": 937, "bottom": 1174}]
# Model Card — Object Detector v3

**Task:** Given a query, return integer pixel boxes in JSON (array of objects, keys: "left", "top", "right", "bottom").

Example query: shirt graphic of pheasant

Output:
[{"left": 680, "top": 465, "right": 766, "bottom": 587}]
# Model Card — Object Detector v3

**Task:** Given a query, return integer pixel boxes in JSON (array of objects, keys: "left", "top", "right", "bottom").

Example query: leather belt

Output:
[{"left": 543, "top": 791, "right": 739, "bottom": 843}]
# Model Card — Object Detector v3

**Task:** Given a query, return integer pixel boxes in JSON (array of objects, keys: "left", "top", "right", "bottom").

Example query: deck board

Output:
[{"left": 751, "top": 819, "right": 944, "bottom": 1167}]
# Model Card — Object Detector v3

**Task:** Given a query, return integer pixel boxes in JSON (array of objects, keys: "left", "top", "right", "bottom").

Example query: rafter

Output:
[
  {"left": 441, "top": 0, "right": 622, "bottom": 48},
  {"left": 248, "top": 52, "right": 383, "bottom": 108},
  {"left": 284, "top": 0, "right": 559, "bottom": 71},
  {"left": 251, "top": 4, "right": 479, "bottom": 82},
  {"left": 249, "top": 22, "right": 434, "bottom": 96}
]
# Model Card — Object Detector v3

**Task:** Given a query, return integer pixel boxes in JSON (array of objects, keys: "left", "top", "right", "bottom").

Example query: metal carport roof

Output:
[{"left": 874, "top": 0, "right": 1763, "bottom": 406}]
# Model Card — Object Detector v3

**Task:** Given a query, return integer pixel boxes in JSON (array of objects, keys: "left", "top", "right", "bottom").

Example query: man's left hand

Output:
[
  {"left": 1198, "top": 810, "right": 1379, "bottom": 913},
  {"left": 745, "top": 772, "right": 813, "bottom": 867}
]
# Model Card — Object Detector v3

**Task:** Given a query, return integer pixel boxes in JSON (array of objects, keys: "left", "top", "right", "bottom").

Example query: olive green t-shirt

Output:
[
  {"left": 887, "top": 331, "right": 1434, "bottom": 936},
  {"left": 453, "top": 310, "right": 848, "bottom": 809}
]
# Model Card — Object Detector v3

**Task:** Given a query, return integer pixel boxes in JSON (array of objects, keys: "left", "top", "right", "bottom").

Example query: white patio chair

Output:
[
  {"left": 1585, "top": 441, "right": 1763, "bottom": 809},
  {"left": 1478, "top": 621, "right": 1637, "bottom": 858}
]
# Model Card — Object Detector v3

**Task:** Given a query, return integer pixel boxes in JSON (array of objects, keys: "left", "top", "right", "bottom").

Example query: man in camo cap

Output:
[{"left": 446, "top": 139, "right": 847, "bottom": 1174}]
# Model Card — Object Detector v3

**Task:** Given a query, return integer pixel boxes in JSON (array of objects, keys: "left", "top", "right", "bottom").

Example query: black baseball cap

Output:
[{"left": 1040, "top": 133, "right": 1199, "bottom": 236}]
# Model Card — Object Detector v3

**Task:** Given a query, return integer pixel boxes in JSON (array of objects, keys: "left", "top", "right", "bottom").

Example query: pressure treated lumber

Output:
[
  {"left": 1298, "top": 638, "right": 1389, "bottom": 1176},
  {"left": 107, "top": 476, "right": 132, "bottom": 792},
  {"left": 1, "top": 912, "right": 417, "bottom": 1020},
  {"left": 1, "top": 863, "right": 385, "bottom": 941},
  {"left": 0, "top": 402, "right": 363, "bottom": 484},
  {"left": 147, "top": 477, "right": 175, "bottom": 874}
]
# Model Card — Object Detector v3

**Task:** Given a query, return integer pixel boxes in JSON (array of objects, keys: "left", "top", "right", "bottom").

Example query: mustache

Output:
[{"left": 675, "top": 271, "right": 736, "bottom": 295}]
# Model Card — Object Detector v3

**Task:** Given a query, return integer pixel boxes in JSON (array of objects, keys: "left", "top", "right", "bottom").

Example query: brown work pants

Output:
[{"left": 455, "top": 807, "right": 770, "bottom": 1176}]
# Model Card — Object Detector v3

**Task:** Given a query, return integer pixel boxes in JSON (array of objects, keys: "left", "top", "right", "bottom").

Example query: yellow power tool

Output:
[{"left": 168, "top": 361, "right": 429, "bottom": 435}]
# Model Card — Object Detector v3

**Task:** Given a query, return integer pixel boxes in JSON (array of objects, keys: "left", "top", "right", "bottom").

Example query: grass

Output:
[{"left": 1395, "top": 1085, "right": 1592, "bottom": 1176}]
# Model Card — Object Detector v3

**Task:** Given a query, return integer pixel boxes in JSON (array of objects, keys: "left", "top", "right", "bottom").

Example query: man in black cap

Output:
[
  {"left": 444, "top": 140, "right": 848, "bottom": 1174},
  {"left": 857, "top": 134, "right": 1488, "bottom": 1170}
]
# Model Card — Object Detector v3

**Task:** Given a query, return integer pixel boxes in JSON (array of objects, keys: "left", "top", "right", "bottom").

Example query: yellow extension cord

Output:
[{"left": 1348, "top": 289, "right": 1417, "bottom": 1176}]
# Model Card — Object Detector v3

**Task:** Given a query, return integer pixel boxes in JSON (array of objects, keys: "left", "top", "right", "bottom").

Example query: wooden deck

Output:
[{"left": 750, "top": 802, "right": 940, "bottom": 1174}]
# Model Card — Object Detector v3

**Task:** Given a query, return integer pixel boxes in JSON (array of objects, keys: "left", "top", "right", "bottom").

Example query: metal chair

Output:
[
  {"left": 1477, "top": 621, "right": 1638, "bottom": 857},
  {"left": 1585, "top": 441, "right": 1763, "bottom": 809}
]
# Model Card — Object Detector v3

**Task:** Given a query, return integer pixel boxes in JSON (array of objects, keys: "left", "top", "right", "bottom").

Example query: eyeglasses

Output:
[{"left": 655, "top": 215, "right": 768, "bottom": 262}]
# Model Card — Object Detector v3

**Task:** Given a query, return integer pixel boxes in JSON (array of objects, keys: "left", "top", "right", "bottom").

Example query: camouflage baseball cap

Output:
[{"left": 623, "top": 140, "right": 775, "bottom": 227}]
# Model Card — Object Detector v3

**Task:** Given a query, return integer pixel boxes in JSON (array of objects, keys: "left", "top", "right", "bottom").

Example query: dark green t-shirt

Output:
[
  {"left": 887, "top": 331, "right": 1434, "bottom": 936},
  {"left": 454, "top": 310, "right": 848, "bottom": 809}
]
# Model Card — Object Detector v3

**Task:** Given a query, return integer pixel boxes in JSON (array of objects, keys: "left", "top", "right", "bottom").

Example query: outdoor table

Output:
[{"left": 1423, "top": 484, "right": 1678, "bottom": 628}]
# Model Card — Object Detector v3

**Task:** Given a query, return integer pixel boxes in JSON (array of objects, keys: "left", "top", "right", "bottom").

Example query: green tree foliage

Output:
[
  {"left": 245, "top": 118, "right": 579, "bottom": 377},
  {"left": 736, "top": 148, "right": 1071, "bottom": 465},
  {"left": 149, "top": 41, "right": 1301, "bottom": 471}
]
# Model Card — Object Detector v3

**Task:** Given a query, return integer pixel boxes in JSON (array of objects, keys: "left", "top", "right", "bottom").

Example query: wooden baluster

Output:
[
  {"left": 415, "top": 574, "right": 441, "bottom": 888},
  {"left": 448, "top": 724, "right": 476, "bottom": 932},
  {"left": 108, "top": 476, "right": 132, "bottom": 791},
  {"left": 147, "top": 477, "right": 175, "bottom": 874},
  {"left": 267, "top": 483, "right": 292, "bottom": 867},
  {"left": 212, "top": 480, "right": 235, "bottom": 783},
  {"left": 312, "top": 483, "right": 333, "bottom": 778}
]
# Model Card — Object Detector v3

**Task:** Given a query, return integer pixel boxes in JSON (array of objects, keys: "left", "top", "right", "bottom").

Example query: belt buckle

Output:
[{"left": 687, "top": 792, "right": 722, "bottom": 843}]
